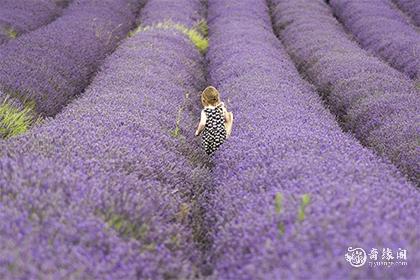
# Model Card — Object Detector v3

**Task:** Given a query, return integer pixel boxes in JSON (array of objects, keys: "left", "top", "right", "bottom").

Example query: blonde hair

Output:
[{"left": 201, "top": 86, "right": 220, "bottom": 106}]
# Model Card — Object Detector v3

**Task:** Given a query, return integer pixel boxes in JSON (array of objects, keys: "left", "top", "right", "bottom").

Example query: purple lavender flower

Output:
[
  {"left": 0, "top": 0, "right": 141, "bottom": 138},
  {"left": 0, "top": 0, "right": 418, "bottom": 278},
  {"left": 0, "top": 0, "right": 66, "bottom": 44},
  {"left": 329, "top": 0, "right": 420, "bottom": 81},
  {"left": 0, "top": 0, "right": 210, "bottom": 278},
  {"left": 271, "top": 0, "right": 420, "bottom": 182},
  {"left": 392, "top": 0, "right": 420, "bottom": 26},
  {"left": 203, "top": 0, "right": 420, "bottom": 278}
]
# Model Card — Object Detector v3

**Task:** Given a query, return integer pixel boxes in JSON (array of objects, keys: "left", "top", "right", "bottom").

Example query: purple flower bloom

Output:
[
  {"left": 0, "top": 0, "right": 418, "bottom": 278},
  {"left": 329, "top": 0, "right": 420, "bottom": 81},
  {"left": 0, "top": 0, "right": 209, "bottom": 278},
  {"left": 203, "top": 0, "right": 419, "bottom": 278},
  {"left": 392, "top": 0, "right": 420, "bottom": 27},
  {"left": 271, "top": 0, "right": 420, "bottom": 182},
  {"left": 0, "top": 0, "right": 141, "bottom": 122},
  {"left": 0, "top": 0, "right": 66, "bottom": 44}
]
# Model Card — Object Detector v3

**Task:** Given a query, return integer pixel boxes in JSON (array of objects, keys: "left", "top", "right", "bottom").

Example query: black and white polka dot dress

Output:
[{"left": 202, "top": 104, "right": 226, "bottom": 155}]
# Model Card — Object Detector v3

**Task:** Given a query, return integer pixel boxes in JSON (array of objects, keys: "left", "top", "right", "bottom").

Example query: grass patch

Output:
[
  {"left": 131, "top": 20, "right": 209, "bottom": 54},
  {"left": 99, "top": 208, "right": 159, "bottom": 252},
  {"left": 105, "top": 211, "right": 149, "bottom": 240},
  {"left": 169, "top": 92, "right": 191, "bottom": 138},
  {"left": 4, "top": 26, "right": 18, "bottom": 38},
  {"left": 195, "top": 19, "right": 208, "bottom": 37},
  {"left": 100, "top": 207, "right": 188, "bottom": 253},
  {"left": 297, "top": 194, "right": 311, "bottom": 222},
  {"left": 274, "top": 192, "right": 312, "bottom": 236},
  {"left": 274, "top": 192, "right": 285, "bottom": 236},
  {"left": 176, "top": 202, "right": 190, "bottom": 223},
  {"left": 169, "top": 106, "right": 183, "bottom": 138},
  {"left": 185, "top": 28, "right": 208, "bottom": 54},
  {"left": 275, "top": 192, "right": 283, "bottom": 214},
  {"left": 0, "top": 99, "right": 35, "bottom": 139}
]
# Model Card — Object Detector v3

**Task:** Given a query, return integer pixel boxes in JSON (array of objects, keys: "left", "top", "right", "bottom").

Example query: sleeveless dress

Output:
[{"left": 202, "top": 104, "right": 227, "bottom": 155}]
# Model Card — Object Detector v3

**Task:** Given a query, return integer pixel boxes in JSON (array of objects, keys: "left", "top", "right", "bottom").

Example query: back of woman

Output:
[{"left": 195, "top": 86, "right": 233, "bottom": 156}]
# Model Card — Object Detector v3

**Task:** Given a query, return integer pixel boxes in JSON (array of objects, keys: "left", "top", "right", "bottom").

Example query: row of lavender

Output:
[
  {"left": 329, "top": 0, "right": 420, "bottom": 81},
  {"left": 0, "top": 0, "right": 141, "bottom": 138},
  {"left": 203, "top": 0, "right": 419, "bottom": 278},
  {"left": 393, "top": 0, "right": 420, "bottom": 26},
  {"left": 270, "top": 0, "right": 420, "bottom": 182},
  {"left": 0, "top": 0, "right": 67, "bottom": 44},
  {"left": 0, "top": 0, "right": 211, "bottom": 278}
]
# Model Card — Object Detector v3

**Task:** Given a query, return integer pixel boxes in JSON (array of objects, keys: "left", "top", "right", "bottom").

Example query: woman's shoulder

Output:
[
  {"left": 216, "top": 102, "right": 227, "bottom": 110},
  {"left": 204, "top": 103, "right": 225, "bottom": 111}
]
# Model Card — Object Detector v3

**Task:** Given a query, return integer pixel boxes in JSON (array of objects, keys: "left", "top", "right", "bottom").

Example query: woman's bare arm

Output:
[
  {"left": 216, "top": 102, "right": 228, "bottom": 122},
  {"left": 222, "top": 106, "right": 228, "bottom": 122},
  {"left": 195, "top": 110, "right": 206, "bottom": 136}
]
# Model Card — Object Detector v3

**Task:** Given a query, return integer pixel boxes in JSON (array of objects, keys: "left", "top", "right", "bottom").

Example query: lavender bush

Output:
[
  {"left": 139, "top": 0, "right": 204, "bottom": 26},
  {"left": 271, "top": 0, "right": 420, "bottom": 182},
  {"left": 0, "top": 0, "right": 66, "bottom": 44},
  {"left": 203, "top": 0, "right": 420, "bottom": 278},
  {"left": 0, "top": 0, "right": 211, "bottom": 278},
  {"left": 329, "top": 0, "right": 420, "bottom": 81},
  {"left": 0, "top": 0, "right": 141, "bottom": 138},
  {"left": 393, "top": 0, "right": 420, "bottom": 26}
]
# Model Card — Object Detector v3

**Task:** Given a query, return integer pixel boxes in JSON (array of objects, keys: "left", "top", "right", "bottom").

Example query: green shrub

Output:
[
  {"left": 0, "top": 100, "right": 34, "bottom": 138},
  {"left": 132, "top": 20, "right": 209, "bottom": 54}
]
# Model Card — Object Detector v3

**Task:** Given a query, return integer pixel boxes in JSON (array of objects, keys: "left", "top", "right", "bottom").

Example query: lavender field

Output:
[{"left": 0, "top": 0, "right": 419, "bottom": 279}]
